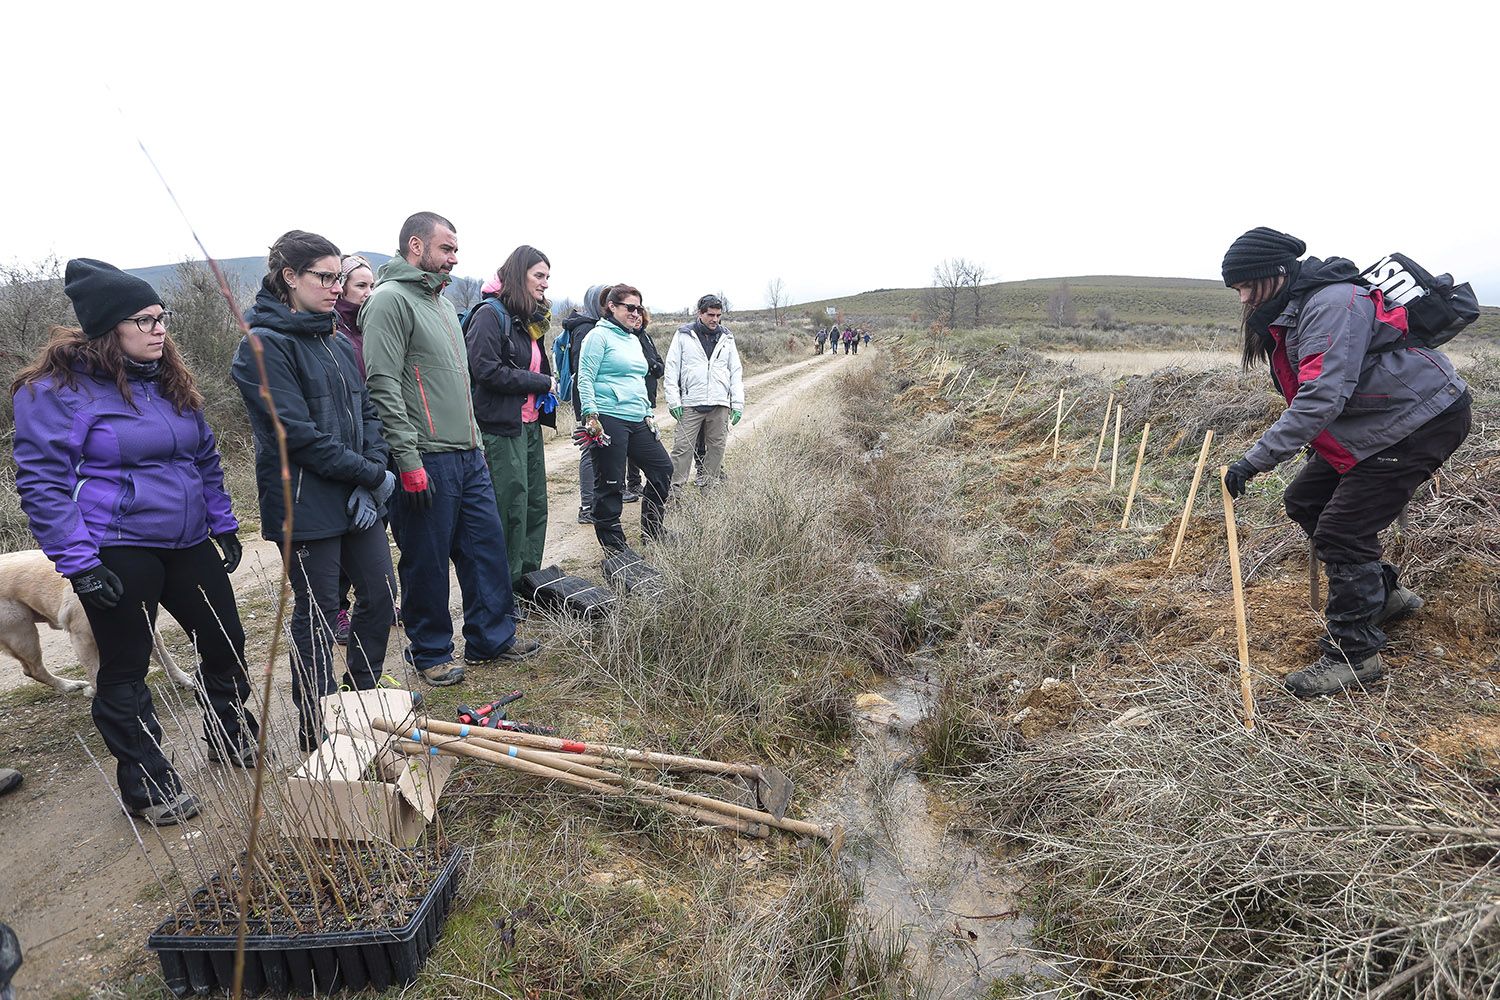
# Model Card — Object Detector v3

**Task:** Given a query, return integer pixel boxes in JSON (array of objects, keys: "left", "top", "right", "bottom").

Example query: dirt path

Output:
[{"left": 0, "top": 349, "right": 864, "bottom": 998}]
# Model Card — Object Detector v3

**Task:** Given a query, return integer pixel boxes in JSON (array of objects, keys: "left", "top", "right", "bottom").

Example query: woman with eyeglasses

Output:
[
  {"left": 231, "top": 231, "right": 399, "bottom": 751},
  {"left": 12, "top": 259, "right": 258, "bottom": 826},
  {"left": 576, "top": 284, "right": 674, "bottom": 552}
]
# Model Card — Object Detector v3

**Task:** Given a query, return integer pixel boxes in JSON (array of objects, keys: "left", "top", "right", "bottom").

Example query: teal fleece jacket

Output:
[{"left": 576, "top": 318, "right": 650, "bottom": 421}]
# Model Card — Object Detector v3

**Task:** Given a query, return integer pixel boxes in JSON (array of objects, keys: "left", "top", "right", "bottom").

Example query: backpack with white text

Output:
[{"left": 1361, "top": 253, "right": 1480, "bottom": 350}]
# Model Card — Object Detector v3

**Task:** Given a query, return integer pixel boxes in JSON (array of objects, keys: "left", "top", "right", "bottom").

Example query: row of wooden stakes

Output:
[{"left": 1035, "top": 383, "right": 1258, "bottom": 733}]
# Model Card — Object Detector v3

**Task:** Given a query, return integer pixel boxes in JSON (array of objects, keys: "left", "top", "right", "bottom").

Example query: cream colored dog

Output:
[{"left": 0, "top": 549, "right": 196, "bottom": 697}]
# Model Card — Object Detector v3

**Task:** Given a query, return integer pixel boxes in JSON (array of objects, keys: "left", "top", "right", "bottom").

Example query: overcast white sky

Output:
[{"left": 5, "top": 1, "right": 1496, "bottom": 310}]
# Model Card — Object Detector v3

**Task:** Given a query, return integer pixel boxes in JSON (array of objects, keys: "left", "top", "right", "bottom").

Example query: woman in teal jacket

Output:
[{"left": 576, "top": 284, "right": 673, "bottom": 551}]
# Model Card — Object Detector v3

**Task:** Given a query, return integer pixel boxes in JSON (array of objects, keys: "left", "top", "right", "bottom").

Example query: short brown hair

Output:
[{"left": 606, "top": 284, "right": 641, "bottom": 307}]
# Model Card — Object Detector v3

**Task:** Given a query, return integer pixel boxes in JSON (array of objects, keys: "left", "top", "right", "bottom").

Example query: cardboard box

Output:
[
  {"left": 282, "top": 688, "right": 450, "bottom": 846},
  {"left": 285, "top": 733, "right": 453, "bottom": 846},
  {"left": 320, "top": 688, "right": 425, "bottom": 741}
]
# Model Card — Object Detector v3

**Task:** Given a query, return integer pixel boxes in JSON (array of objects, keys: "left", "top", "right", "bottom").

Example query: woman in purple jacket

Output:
[
  {"left": 1220, "top": 228, "right": 1471, "bottom": 698},
  {"left": 11, "top": 259, "right": 258, "bottom": 826}
]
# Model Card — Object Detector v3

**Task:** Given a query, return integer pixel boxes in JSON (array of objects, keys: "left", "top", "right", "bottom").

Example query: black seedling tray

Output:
[
  {"left": 519, "top": 565, "right": 617, "bottom": 619},
  {"left": 147, "top": 850, "right": 466, "bottom": 997}
]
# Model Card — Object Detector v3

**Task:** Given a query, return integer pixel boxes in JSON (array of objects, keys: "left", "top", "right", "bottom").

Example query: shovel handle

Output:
[
  {"left": 387, "top": 731, "right": 768, "bottom": 837},
  {"left": 415, "top": 716, "right": 758, "bottom": 777}
]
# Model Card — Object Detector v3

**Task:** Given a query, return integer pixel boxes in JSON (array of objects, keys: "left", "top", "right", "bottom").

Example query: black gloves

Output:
[
  {"left": 71, "top": 564, "right": 124, "bottom": 610},
  {"left": 214, "top": 531, "right": 243, "bottom": 573},
  {"left": 400, "top": 467, "right": 433, "bottom": 512},
  {"left": 1223, "top": 459, "right": 1258, "bottom": 500}
]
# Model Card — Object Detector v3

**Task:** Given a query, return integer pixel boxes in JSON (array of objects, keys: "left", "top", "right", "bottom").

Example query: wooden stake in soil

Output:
[
  {"left": 1168, "top": 429, "right": 1214, "bottom": 568},
  {"left": 1092, "top": 391, "right": 1115, "bottom": 471},
  {"left": 1120, "top": 423, "right": 1151, "bottom": 529},
  {"left": 1220, "top": 466, "right": 1256, "bottom": 733},
  {"left": 1051, "top": 386, "right": 1065, "bottom": 461},
  {"left": 996, "top": 372, "right": 1026, "bottom": 421},
  {"left": 1109, "top": 405, "right": 1123, "bottom": 490}
]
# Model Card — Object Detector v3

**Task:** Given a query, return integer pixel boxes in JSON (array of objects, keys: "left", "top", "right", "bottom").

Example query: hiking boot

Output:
[
  {"left": 129, "top": 791, "right": 201, "bottom": 827},
  {"left": 0, "top": 769, "right": 20, "bottom": 797},
  {"left": 417, "top": 661, "right": 466, "bottom": 687},
  {"left": 622, "top": 489, "right": 641, "bottom": 503},
  {"left": 465, "top": 638, "right": 542, "bottom": 665},
  {"left": 577, "top": 507, "right": 595, "bottom": 524},
  {"left": 1285, "top": 652, "right": 1385, "bottom": 698},
  {"left": 206, "top": 739, "right": 258, "bottom": 769},
  {"left": 334, "top": 608, "right": 351, "bottom": 645},
  {"left": 1376, "top": 585, "right": 1424, "bottom": 626}
]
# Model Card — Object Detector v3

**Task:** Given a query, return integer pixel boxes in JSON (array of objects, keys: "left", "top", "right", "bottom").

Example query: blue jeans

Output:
[{"left": 389, "top": 448, "right": 517, "bottom": 669}]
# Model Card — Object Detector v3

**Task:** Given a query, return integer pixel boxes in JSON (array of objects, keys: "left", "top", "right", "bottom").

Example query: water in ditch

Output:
[{"left": 813, "top": 664, "right": 1036, "bottom": 996}]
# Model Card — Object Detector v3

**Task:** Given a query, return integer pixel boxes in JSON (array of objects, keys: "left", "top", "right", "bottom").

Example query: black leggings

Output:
[
  {"left": 83, "top": 541, "right": 256, "bottom": 809},
  {"left": 591, "top": 414, "right": 673, "bottom": 552}
]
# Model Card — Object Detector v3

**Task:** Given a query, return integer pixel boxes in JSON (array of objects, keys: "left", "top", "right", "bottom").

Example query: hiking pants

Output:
[
  {"left": 285, "top": 524, "right": 395, "bottom": 749},
  {"left": 483, "top": 423, "right": 549, "bottom": 586},
  {"left": 389, "top": 448, "right": 517, "bottom": 670},
  {"left": 83, "top": 541, "right": 258, "bottom": 811},
  {"left": 578, "top": 447, "right": 596, "bottom": 514},
  {"left": 592, "top": 414, "right": 672, "bottom": 552},
  {"left": 672, "top": 406, "right": 730, "bottom": 488},
  {"left": 1283, "top": 394, "right": 1471, "bottom": 659}
]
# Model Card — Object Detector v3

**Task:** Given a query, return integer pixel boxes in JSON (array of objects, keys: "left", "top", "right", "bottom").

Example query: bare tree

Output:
[
  {"left": 1093, "top": 305, "right": 1116, "bottom": 330},
  {"left": 961, "top": 260, "right": 989, "bottom": 327},
  {"left": 765, "top": 277, "right": 789, "bottom": 326},
  {"left": 921, "top": 258, "right": 965, "bottom": 330},
  {"left": 0, "top": 256, "right": 71, "bottom": 427},
  {"left": 1046, "top": 281, "right": 1077, "bottom": 328},
  {"left": 442, "top": 275, "right": 483, "bottom": 313}
]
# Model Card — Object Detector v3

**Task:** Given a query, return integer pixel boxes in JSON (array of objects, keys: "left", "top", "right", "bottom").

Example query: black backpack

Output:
[{"left": 1360, "top": 253, "right": 1480, "bottom": 349}]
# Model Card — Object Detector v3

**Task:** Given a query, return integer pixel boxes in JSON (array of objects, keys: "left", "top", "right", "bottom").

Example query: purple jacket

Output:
[{"left": 13, "top": 369, "right": 238, "bottom": 577}]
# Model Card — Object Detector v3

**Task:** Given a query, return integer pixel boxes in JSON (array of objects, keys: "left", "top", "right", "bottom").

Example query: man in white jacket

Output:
[{"left": 665, "top": 294, "right": 745, "bottom": 489}]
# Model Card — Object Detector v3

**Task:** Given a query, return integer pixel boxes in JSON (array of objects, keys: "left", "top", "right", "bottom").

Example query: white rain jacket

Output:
[{"left": 664, "top": 323, "right": 745, "bottom": 410}]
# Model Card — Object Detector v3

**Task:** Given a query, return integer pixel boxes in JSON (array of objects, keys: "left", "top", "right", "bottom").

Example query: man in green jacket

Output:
[{"left": 361, "top": 212, "right": 540, "bottom": 685}]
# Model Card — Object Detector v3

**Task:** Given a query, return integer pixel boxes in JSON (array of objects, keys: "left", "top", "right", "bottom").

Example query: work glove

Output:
[
  {"left": 214, "top": 531, "right": 243, "bottom": 573},
  {"left": 1223, "top": 459, "right": 1258, "bottom": 501},
  {"left": 372, "top": 470, "right": 397, "bottom": 506},
  {"left": 400, "top": 467, "right": 434, "bottom": 512},
  {"left": 537, "top": 392, "right": 558, "bottom": 415},
  {"left": 347, "top": 486, "right": 378, "bottom": 531},
  {"left": 70, "top": 564, "right": 125, "bottom": 610},
  {"left": 730, "top": 409, "right": 742, "bottom": 426},
  {"left": 646, "top": 414, "right": 660, "bottom": 439},
  {"left": 670, "top": 406, "right": 683, "bottom": 420}
]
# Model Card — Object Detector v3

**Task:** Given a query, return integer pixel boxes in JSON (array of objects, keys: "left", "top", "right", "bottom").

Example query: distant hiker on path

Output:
[
  {"left": 842, "top": 327, "right": 854, "bottom": 354},
  {"left": 560, "top": 284, "right": 611, "bottom": 523},
  {"left": 13, "top": 259, "right": 258, "bottom": 825},
  {"left": 1220, "top": 227, "right": 1471, "bottom": 698},
  {"left": 463, "top": 245, "right": 556, "bottom": 589},
  {"left": 815, "top": 327, "right": 828, "bottom": 354},
  {"left": 361, "top": 212, "right": 541, "bottom": 686},
  {"left": 233, "top": 231, "right": 398, "bottom": 751},
  {"left": 665, "top": 294, "right": 744, "bottom": 490},
  {"left": 576, "top": 284, "right": 673, "bottom": 551}
]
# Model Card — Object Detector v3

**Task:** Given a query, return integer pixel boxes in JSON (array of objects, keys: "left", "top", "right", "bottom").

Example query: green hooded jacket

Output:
[{"left": 360, "top": 256, "right": 480, "bottom": 473}]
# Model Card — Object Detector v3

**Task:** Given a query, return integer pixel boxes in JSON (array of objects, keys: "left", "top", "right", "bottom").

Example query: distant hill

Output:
[
  {"left": 776, "top": 274, "right": 1500, "bottom": 340},
  {"left": 126, "top": 252, "right": 393, "bottom": 292}
]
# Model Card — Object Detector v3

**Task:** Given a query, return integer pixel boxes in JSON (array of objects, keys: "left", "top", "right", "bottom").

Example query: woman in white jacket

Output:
[{"left": 664, "top": 294, "right": 744, "bottom": 489}]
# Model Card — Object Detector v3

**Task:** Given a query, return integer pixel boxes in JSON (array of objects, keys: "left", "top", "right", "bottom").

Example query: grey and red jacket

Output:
[
  {"left": 1245, "top": 257, "right": 1468, "bottom": 474},
  {"left": 13, "top": 367, "right": 238, "bottom": 577}
]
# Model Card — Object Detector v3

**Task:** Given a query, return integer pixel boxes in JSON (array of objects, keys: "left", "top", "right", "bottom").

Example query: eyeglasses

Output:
[
  {"left": 124, "top": 310, "right": 173, "bottom": 333},
  {"left": 619, "top": 303, "right": 644, "bottom": 315},
  {"left": 303, "top": 269, "right": 343, "bottom": 289}
]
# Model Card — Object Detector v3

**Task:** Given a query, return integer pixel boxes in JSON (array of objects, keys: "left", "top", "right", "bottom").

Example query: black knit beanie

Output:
[
  {"left": 1221, "top": 228, "right": 1307, "bottom": 288},
  {"left": 63, "top": 258, "right": 163, "bottom": 340}
]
